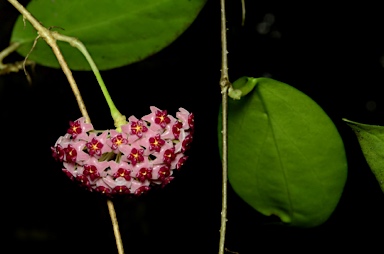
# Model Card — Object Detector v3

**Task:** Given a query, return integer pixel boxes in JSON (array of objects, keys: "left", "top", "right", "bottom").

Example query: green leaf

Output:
[
  {"left": 10, "top": 0, "right": 207, "bottom": 70},
  {"left": 218, "top": 77, "right": 347, "bottom": 227},
  {"left": 343, "top": 119, "right": 384, "bottom": 193}
]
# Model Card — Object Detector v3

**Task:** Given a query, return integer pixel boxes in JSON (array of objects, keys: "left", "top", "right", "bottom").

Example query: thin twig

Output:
[
  {"left": 0, "top": 42, "right": 34, "bottom": 76},
  {"left": 0, "top": 42, "right": 20, "bottom": 69},
  {"left": 241, "top": 0, "right": 246, "bottom": 26},
  {"left": 107, "top": 199, "right": 125, "bottom": 254},
  {"left": 219, "top": 0, "right": 230, "bottom": 253},
  {"left": 7, "top": 1, "right": 124, "bottom": 254}
]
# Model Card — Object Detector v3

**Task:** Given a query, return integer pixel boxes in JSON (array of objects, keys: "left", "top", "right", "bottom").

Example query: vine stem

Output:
[
  {"left": 7, "top": 1, "right": 125, "bottom": 254},
  {"left": 107, "top": 200, "right": 125, "bottom": 254},
  {"left": 219, "top": 0, "right": 230, "bottom": 253}
]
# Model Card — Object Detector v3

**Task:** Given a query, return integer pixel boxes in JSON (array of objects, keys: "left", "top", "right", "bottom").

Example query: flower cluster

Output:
[{"left": 51, "top": 106, "right": 194, "bottom": 197}]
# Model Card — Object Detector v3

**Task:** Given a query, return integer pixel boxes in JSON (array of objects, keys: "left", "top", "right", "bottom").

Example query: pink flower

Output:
[
  {"left": 95, "top": 180, "right": 112, "bottom": 195},
  {"left": 154, "top": 110, "right": 171, "bottom": 128},
  {"left": 113, "top": 168, "right": 131, "bottom": 181},
  {"left": 67, "top": 121, "right": 81, "bottom": 138},
  {"left": 157, "top": 166, "right": 171, "bottom": 181},
  {"left": 126, "top": 147, "right": 145, "bottom": 166},
  {"left": 107, "top": 130, "right": 128, "bottom": 152},
  {"left": 70, "top": 140, "right": 90, "bottom": 164},
  {"left": 83, "top": 157, "right": 109, "bottom": 180},
  {"left": 176, "top": 108, "right": 191, "bottom": 129},
  {"left": 86, "top": 131, "right": 112, "bottom": 157},
  {"left": 148, "top": 134, "right": 165, "bottom": 152},
  {"left": 51, "top": 144, "right": 65, "bottom": 162},
  {"left": 83, "top": 164, "right": 100, "bottom": 181},
  {"left": 102, "top": 175, "right": 131, "bottom": 190},
  {"left": 172, "top": 121, "right": 183, "bottom": 139},
  {"left": 67, "top": 117, "right": 93, "bottom": 140},
  {"left": 130, "top": 120, "right": 148, "bottom": 138},
  {"left": 142, "top": 106, "right": 175, "bottom": 132},
  {"left": 136, "top": 167, "right": 152, "bottom": 182},
  {"left": 112, "top": 185, "right": 131, "bottom": 194},
  {"left": 163, "top": 147, "right": 176, "bottom": 165},
  {"left": 64, "top": 144, "right": 77, "bottom": 163},
  {"left": 108, "top": 161, "right": 132, "bottom": 177},
  {"left": 51, "top": 106, "right": 194, "bottom": 197},
  {"left": 86, "top": 138, "right": 103, "bottom": 156},
  {"left": 130, "top": 180, "right": 150, "bottom": 193}
]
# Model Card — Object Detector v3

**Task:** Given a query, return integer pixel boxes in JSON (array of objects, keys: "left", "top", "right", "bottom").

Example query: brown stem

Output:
[
  {"left": 107, "top": 199, "right": 125, "bottom": 254},
  {"left": 219, "top": 0, "right": 230, "bottom": 253}
]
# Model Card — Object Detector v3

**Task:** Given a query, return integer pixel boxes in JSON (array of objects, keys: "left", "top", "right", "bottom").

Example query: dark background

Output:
[{"left": 1, "top": 1, "right": 384, "bottom": 253}]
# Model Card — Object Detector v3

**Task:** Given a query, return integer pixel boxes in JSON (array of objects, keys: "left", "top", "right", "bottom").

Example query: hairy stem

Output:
[
  {"left": 219, "top": 0, "right": 230, "bottom": 253},
  {"left": 7, "top": 1, "right": 124, "bottom": 254}
]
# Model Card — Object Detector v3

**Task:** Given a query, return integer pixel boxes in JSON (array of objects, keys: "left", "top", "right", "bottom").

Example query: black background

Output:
[{"left": 1, "top": 1, "right": 384, "bottom": 253}]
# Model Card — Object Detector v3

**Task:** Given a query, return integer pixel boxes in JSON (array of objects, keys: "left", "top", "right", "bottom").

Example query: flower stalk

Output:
[{"left": 53, "top": 33, "right": 125, "bottom": 129}]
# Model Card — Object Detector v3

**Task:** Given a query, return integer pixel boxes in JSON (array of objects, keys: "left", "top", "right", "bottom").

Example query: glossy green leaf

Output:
[
  {"left": 10, "top": 0, "right": 207, "bottom": 70},
  {"left": 218, "top": 77, "right": 347, "bottom": 227},
  {"left": 343, "top": 119, "right": 384, "bottom": 193}
]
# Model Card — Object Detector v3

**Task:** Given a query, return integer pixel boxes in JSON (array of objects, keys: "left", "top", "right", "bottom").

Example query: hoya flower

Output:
[
  {"left": 142, "top": 106, "right": 176, "bottom": 132},
  {"left": 51, "top": 144, "right": 65, "bottom": 162},
  {"left": 108, "top": 160, "right": 132, "bottom": 178},
  {"left": 106, "top": 130, "right": 128, "bottom": 152},
  {"left": 86, "top": 131, "right": 112, "bottom": 157},
  {"left": 148, "top": 134, "right": 165, "bottom": 152},
  {"left": 50, "top": 107, "right": 194, "bottom": 197},
  {"left": 83, "top": 164, "right": 101, "bottom": 181},
  {"left": 157, "top": 166, "right": 171, "bottom": 181},
  {"left": 64, "top": 144, "right": 78, "bottom": 163},
  {"left": 172, "top": 121, "right": 183, "bottom": 139},
  {"left": 136, "top": 167, "right": 153, "bottom": 182},
  {"left": 163, "top": 147, "right": 176, "bottom": 165},
  {"left": 67, "top": 117, "right": 93, "bottom": 140},
  {"left": 130, "top": 120, "right": 148, "bottom": 138},
  {"left": 121, "top": 115, "right": 152, "bottom": 144},
  {"left": 126, "top": 147, "right": 145, "bottom": 166}
]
